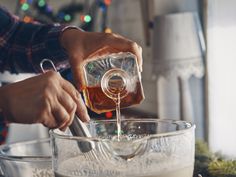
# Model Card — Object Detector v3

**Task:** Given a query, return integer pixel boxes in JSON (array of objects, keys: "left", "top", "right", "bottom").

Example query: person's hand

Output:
[
  {"left": 60, "top": 28, "right": 143, "bottom": 91},
  {"left": 0, "top": 71, "right": 90, "bottom": 130}
]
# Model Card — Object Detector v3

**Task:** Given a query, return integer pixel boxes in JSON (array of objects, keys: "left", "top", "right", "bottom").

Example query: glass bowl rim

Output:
[
  {"left": 50, "top": 118, "right": 195, "bottom": 142},
  {"left": 0, "top": 138, "right": 52, "bottom": 162}
]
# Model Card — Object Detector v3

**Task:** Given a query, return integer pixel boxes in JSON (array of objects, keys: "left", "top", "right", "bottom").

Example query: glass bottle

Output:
[{"left": 82, "top": 52, "right": 145, "bottom": 114}]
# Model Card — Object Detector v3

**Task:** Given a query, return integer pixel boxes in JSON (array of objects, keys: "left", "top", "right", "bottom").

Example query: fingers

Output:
[
  {"left": 58, "top": 86, "right": 77, "bottom": 112},
  {"left": 74, "top": 92, "right": 90, "bottom": 123},
  {"left": 52, "top": 104, "right": 69, "bottom": 127},
  {"left": 60, "top": 78, "right": 90, "bottom": 122},
  {"left": 84, "top": 45, "right": 120, "bottom": 59},
  {"left": 57, "top": 90, "right": 77, "bottom": 130},
  {"left": 58, "top": 105, "right": 76, "bottom": 131},
  {"left": 84, "top": 33, "right": 143, "bottom": 72},
  {"left": 104, "top": 33, "right": 143, "bottom": 72}
]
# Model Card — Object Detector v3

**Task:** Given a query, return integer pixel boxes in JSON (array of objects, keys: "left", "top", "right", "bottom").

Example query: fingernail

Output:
[
  {"left": 140, "top": 67, "right": 143, "bottom": 72},
  {"left": 84, "top": 113, "right": 90, "bottom": 122},
  {"left": 81, "top": 105, "right": 90, "bottom": 122},
  {"left": 60, "top": 126, "right": 67, "bottom": 132},
  {"left": 140, "top": 64, "right": 143, "bottom": 72},
  {"left": 75, "top": 111, "right": 90, "bottom": 123},
  {"left": 82, "top": 110, "right": 90, "bottom": 122}
]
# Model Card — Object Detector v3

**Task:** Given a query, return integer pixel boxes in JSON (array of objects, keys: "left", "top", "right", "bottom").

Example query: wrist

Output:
[{"left": 60, "top": 27, "right": 84, "bottom": 52}]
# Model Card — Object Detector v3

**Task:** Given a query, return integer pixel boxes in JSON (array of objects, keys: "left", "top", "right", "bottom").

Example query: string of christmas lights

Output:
[{"left": 16, "top": 0, "right": 112, "bottom": 33}]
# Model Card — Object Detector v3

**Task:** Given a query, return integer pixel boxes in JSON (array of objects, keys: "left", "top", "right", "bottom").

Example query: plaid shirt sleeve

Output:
[
  {"left": 0, "top": 6, "right": 75, "bottom": 144},
  {"left": 0, "top": 6, "right": 71, "bottom": 73}
]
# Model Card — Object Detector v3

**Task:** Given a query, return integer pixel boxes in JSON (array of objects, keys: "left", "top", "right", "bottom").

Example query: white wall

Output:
[{"left": 207, "top": 0, "right": 236, "bottom": 157}]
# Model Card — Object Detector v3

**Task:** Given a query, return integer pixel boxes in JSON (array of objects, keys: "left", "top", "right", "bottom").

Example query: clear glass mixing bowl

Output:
[
  {"left": 51, "top": 118, "right": 195, "bottom": 177},
  {"left": 0, "top": 138, "right": 53, "bottom": 177}
]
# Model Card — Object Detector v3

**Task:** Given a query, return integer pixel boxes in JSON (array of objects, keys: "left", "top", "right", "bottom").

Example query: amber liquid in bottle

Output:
[{"left": 83, "top": 81, "right": 144, "bottom": 114}]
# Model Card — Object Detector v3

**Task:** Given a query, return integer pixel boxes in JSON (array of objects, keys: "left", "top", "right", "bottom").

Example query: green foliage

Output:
[
  {"left": 195, "top": 140, "right": 213, "bottom": 157},
  {"left": 194, "top": 140, "right": 214, "bottom": 177},
  {"left": 194, "top": 140, "right": 236, "bottom": 177},
  {"left": 208, "top": 160, "right": 236, "bottom": 177}
]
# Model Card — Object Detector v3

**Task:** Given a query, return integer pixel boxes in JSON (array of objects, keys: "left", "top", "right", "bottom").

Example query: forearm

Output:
[{"left": 0, "top": 6, "right": 70, "bottom": 73}]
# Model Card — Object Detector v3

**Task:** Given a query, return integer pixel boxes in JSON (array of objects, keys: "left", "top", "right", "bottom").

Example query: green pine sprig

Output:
[
  {"left": 208, "top": 160, "right": 236, "bottom": 177},
  {"left": 194, "top": 140, "right": 236, "bottom": 177}
]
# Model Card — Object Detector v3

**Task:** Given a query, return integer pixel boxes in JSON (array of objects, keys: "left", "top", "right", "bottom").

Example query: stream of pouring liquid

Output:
[{"left": 114, "top": 93, "right": 121, "bottom": 141}]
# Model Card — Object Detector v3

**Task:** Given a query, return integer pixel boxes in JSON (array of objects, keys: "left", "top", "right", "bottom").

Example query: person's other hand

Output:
[
  {"left": 60, "top": 29, "right": 143, "bottom": 91},
  {"left": 0, "top": 71, "right": 89, "bottom": 130}
]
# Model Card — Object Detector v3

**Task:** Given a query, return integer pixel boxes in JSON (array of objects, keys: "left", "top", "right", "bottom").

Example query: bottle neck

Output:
[{"left": 101, "top": 69, "right": 130, "bottom": 100}]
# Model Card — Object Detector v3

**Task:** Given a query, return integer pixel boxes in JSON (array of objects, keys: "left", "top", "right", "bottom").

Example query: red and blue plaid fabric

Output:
[
  {"left": 0, "top": 6, "right": 71, "bottom": 144},
  {"left": 0, "top": 110, "right": 8, "bottom": 144}
]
